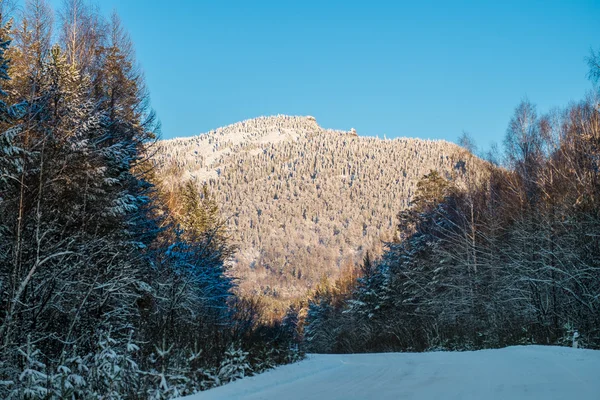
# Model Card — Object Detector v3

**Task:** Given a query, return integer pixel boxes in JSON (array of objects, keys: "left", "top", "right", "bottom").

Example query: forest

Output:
[
  {"left": 0, "top": 1, "right": 300, "bottom": 399},
  {"left": 1, "top": 0, "right": 600, "bottom": 398},
  {"left": 155, "top": 116, "right": 483, "bottom": 318},
  {"left": 304, "top": 58, "right": 600, "bottom": 353}
]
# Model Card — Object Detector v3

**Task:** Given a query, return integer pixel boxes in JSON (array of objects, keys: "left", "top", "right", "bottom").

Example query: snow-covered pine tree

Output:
[
  {"left": 9, "top": 337, "right": 48, "bottom": 400},
  {"left": 0, "top": 14, "right": 157, "bottom": 396}
]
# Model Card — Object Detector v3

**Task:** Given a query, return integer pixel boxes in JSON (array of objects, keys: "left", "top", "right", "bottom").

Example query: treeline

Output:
[
  {"left": 305, "top": 56, "right": 600, "bottom": 353},
  {"left": 0, "top": 1, "right": 299, "bottom": 398}
]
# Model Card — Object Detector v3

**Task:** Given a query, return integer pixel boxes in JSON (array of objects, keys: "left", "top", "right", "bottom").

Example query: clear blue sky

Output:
[{"left": 51, "top": 0, "right": 600, "bottom": 148}]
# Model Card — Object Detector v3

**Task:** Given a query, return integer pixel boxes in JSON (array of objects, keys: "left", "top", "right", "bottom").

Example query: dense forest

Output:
[
  {"left": 2, "top": 0, "right": 599, "bottom": 398},
  {"left": 155, "top": 116, "right": 484, "bottom": 317},
  {"left": 0, "top": 1, "right": 300, "bottom": 399},
  {"left": 304, "top": 56, "right": 600, "bottom": 353}
]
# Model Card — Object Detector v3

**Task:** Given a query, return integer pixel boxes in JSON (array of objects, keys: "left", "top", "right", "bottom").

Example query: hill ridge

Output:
[
  {"left": 154, "top": 116, "right": 480, "bottom": 316},
  {"left": 164, "top": 115, "right": 328, "bottom": 143}
]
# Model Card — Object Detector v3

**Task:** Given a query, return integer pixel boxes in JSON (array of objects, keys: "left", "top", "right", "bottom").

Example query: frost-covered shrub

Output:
[
  {"left": 200, "top": 345, "right": 252, "bottom": 388},
  {"left": 50, "top": 352, "right": 88, "bottom": 399},
  {"left": 86, "top": 330, "right": 140, "bottom": 399},
  {"left": 9, "top": 339, "right": 48, "bottom": 400},
  {"left": 557, "top": 323, "right": 587, "bottom": 349}
]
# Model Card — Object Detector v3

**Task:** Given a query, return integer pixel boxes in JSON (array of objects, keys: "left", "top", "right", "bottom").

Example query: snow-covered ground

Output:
[{"left": 183, "top": 346, "right": 600, "bottom": 400}]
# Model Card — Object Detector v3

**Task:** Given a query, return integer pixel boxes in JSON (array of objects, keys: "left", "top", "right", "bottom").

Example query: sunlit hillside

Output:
[{"left": 154, "top": 115, "right": 481, "bottom": 315}]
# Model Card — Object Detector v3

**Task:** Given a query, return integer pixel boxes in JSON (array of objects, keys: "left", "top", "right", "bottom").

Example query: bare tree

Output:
[{"left": 59, "top": 0, "right": 104, "bottom": 74}]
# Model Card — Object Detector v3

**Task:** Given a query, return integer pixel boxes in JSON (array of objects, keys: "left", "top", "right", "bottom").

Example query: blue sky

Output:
[{"left": 51, "top": 0, "right": 600, "bottom": 148}]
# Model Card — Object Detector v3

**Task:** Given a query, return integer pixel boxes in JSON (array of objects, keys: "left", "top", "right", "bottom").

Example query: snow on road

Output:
[{"left": 183, "top": 346, "right": 600, "bottom": 400}]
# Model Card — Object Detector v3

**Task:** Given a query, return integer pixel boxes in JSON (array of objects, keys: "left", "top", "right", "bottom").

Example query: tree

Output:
[
  {"left": 59, "top": 0, "right": 103, "bottom": 74},
  {"left": 94, "top": 11, "right": 155, "bottom": 135},
  {"left": 504, "top": 100, "right": 543, "bottom": 204},
  {"left": 7, "top": 0, "right": 53, "bottom": 103},
  {"left": 588, "top": 48, "right": 600, "bottom": 85}
]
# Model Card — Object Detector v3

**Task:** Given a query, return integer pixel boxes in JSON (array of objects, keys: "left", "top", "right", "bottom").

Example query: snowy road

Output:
[{"left": 183, "top": 346, "right": 600, "bottom": 400}]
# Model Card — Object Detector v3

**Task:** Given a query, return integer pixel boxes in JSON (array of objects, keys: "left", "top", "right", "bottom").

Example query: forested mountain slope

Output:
[{"left": 154, "top": 116, "right": 481, "bottom": 315}]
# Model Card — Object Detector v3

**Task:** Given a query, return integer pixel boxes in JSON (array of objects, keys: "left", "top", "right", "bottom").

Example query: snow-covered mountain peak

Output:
[{"left": 155, "top": 115, "right": 354, "bottom": 181}]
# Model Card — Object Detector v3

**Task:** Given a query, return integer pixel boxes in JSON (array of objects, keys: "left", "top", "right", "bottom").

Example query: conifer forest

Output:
[{"left": 1, "top": 0, "right": 600, "bottom": 399}]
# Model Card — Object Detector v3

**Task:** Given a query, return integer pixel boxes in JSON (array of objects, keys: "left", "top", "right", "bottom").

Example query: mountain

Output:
[{"left": 153, "top": 115, "right": 479, "bottom": 316}]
